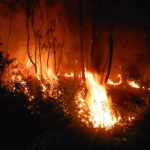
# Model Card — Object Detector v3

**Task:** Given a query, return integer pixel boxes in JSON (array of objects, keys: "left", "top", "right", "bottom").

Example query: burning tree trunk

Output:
[{"left": 78, "top": 0, "right": 85, "bottom": 81}]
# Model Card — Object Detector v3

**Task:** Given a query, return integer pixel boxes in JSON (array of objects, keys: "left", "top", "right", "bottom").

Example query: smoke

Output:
[{"left": 0, "top": 0, "right": 150, "bottom": 80}]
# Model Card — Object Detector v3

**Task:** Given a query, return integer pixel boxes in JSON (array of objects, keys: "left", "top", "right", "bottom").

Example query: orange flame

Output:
[
  {"left": 26, "top": 59, "right": 31, "bottom": 69},
  {"left": 128, "top": 81, "right": 140, "bottom": 88},
  {"left": 107, "top": 74, "right": 122, "bottom": 86},
  {"left": 77, "top": 71, "right": 121, "bottom": 129},
  {"left": 85, "top": 72, "right": 121, "bottom": 128}
]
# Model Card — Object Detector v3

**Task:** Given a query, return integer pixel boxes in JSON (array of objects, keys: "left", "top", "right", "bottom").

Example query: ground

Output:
[{"left": 0, "top": 81, "right": 150, "bottom": 150}]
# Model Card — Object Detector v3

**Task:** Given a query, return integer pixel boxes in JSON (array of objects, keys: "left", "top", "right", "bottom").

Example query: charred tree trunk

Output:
[
  {"left": 50, "top": 29, "right": 57, "bottom": 74},
  {"left": 139, "top": 65, "right": 146, "bottom": 95},
  {"left": 26, "top": 12, "right": 35, "bottom": 67},
  {"left": 56, "top": 22, "right": 65, "bottom": 75},
  {"left": 38, "top": 36, "right": 42, "bottom": 79},
  {"left": 31, "top": 10, "right": 38, "bottom": 74},
  {"left": 105, "top": 30, "right": 113, "bottom": 84},
  {"left": 78, "top": 0, "right": 85, "bottom": 81},
  {"left": 6, "top": 4, "right": 15, "bottom": 55},
  {"left": 104, "top": 0, "right": 114, "bottom": 84},
  {"left": 38, "top": 2, "right": 43, "bottom": 77},
  {"left": 101, "top": 52, "right": 110, "bottom": 84},
  {"left": 85, "top": 46, "right": 88, "bottom": 70},
  {"left": 46, "top": 5, "right": 51, "bottom": 69},
  {"left": 91, "top": 0, "right": 96, "bottom": 71},
  {"left": 26, "top": 0, "right": 37, "bottom": 73},
  {"left": 53, "top": 43, "right": 57, "bottom": 74}
]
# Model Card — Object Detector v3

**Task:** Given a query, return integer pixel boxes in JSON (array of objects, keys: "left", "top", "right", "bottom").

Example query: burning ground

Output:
[
  {"left": 1, "top": 0, "right": 150, "bottom": 149},
  {"left": 1, "top": 51, "right": 150, "bottom": 150}
]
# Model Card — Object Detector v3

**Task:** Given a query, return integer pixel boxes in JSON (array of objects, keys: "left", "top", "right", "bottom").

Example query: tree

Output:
[
  {"left": 78, "top": 0, "right": 85, "bottom": 81},
  {"left": 91, "top": 0, "right": 96, "bottom": 71},
  {"left": 0, "top": 51, "right": 15, "bottom": 88},
  {"left": 105, "top": 0, "right": 114, "bottom": 84}
]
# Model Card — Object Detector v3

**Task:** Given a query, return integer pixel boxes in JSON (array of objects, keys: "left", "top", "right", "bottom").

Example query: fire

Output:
[
  {"left": 107, "top": 74, "right": 122, "bottom": 86},
  {"left": 86, "top": 72, "right": 120, "bottom": 128},
  {"left": 26, "top": 59, "right": 31, "bottom": 69},
  {"left": 9, "top": 58, "right": 61, "bottom": 102},
  {"left": 76, "top": 71, "right": 121, "bottom": 129},
  {"left": 64, "top": 72, "right": 74, "bottom": 78},
  {"left": 128, "top": 81, "right": 140, "bottom": 88}
]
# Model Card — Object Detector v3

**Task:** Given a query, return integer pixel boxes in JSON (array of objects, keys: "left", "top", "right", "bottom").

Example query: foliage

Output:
[
  {"left": 1, "top": 60, "right": 150, "bottom": 149},
  {"left": 0, "top": 51, "right": 15, "bottom": 87}
]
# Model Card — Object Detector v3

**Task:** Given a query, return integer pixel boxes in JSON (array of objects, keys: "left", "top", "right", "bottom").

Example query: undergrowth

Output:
[{"left": 1, "top": 52, "right": 150, "bottom": 149}]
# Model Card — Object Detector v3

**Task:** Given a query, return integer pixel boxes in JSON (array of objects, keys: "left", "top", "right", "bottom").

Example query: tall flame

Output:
[{"left": 77, "top": 71, "right": 121, "bottom": 129}]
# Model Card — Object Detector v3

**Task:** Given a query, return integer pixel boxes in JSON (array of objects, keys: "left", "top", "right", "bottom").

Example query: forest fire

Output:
[
  {"left": 8, "top": 61, "right": 138, "bottom": 130},
  {"left": 107, "top": 74, "right": 122, "bottom": 86},
  {"left": 76, "top": 71, "right": 123, "bottom": 129},
  {"left": 10, "top": 61, "right": 61, "bottom": 102},
  {"left": 128, "top": 81, "right": 140, "bottom": 88},
  {"left": 86, "top": 72, "right": 121, "bottom": 128}
]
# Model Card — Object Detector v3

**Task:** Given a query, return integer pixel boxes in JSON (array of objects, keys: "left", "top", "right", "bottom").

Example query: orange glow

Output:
[
  {"left": 76, "top": 71, "right": 121, "bottom": 129},
  {"left": 26, "top": 59, "right": 31, "bottom": 69},
  {"left": 128, "top": 81, "right": 140, "bottom": 88},
  {"left": 64, "top": 72, "right": 74, "bottom": 78},
  {"left": 107, "top": 74, "right": 122, "bottom": 86},
  {"left": 25, "top": 58, "right": 56, "bottom": 80}
]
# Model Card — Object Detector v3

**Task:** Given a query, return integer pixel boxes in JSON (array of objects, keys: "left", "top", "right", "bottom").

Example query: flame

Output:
[
  {"left": 26, "top": 59, "right": 31, "bottom": 69},
  {"left": 10, "top": 58, "right": 60, "bottom": 102},
  {"left": 107, "top": 74, "right": 122, "bottom": 86},
  {"left": 76, "top": 71, "right": 121, "bottom": 129},
  {"left": 64, "top": 72, "right": 74, "bottom": 78},
  {"left": 128, "top": 81, "right": 140, "bottom": 88}
]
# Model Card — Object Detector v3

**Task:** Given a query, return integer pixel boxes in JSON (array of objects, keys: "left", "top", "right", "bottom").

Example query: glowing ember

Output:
[
  {"left": 76, "top": 71, "right": 121, "bottom": 129},
  {"left": 107, "top": 74, "right": 122, "bottom": 86},
  {"left": 64, "top": 72, "right": 74, "bottom": 78},
  {"left": 128, "top": 81, "right": 140, "bottom": 88}
]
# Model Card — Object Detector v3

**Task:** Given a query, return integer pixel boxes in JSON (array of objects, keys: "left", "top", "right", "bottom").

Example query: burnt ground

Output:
[{"left": 1, "top": 86, "right": 150, "bottom": 150}]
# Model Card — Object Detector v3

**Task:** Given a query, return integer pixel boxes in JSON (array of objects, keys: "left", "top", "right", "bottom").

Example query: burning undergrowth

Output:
[{"left": 1, "top": 55, "right": 150, "bottom": 144}]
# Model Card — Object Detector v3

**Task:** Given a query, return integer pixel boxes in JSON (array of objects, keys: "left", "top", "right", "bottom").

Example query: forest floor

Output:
[{"left": 0, "top": 79, "right": 150, "bottom": 150}]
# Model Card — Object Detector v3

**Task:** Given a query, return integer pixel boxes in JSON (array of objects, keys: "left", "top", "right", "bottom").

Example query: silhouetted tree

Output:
[
  {"left": 78, "top": 0, "right": 85, "bottom": 80},
  {"left": 0, "top": 51, "right": 15, "bottom": 88}
]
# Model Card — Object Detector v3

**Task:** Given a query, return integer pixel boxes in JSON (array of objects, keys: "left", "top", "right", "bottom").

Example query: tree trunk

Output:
[
  {"left": 139, "top": 65, "right": 146, "bottom": 95},
  {"left": 105, "top": 30, "right": 113, "bottom": 84},
  {"left": 104, "top": 0, "right": 114, "bottom": 84},
  {"left": 6, "top": 6, "right": 14, "bottom": 55},
  {"left": 56, "top": 22, "right": 65, "bottom": 75},
  {"left": 78, "top": 0, "right": 85, "bottom": 81},
  {"left": 101, "top": 51, "right": 110, "bottom": 84},
  {"left": 46, "top": 6, "right": 51, "bottom": 69},
  {"left": 31, "top": 11, "right": 38, "bottom": 74},
  {"left": 91, "top": 0, "right": 95, "bottom": 71},
  {"left": 26, "top": 15, "right": 35, "bottom": 68},
  {"left": 26, "top": 1, "right": 37, "bottom": 72},
  {"left": 38, "top": 37, "right": 42, "bottom": 79}
]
